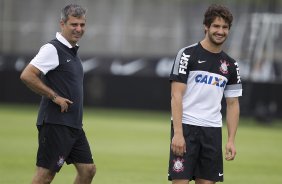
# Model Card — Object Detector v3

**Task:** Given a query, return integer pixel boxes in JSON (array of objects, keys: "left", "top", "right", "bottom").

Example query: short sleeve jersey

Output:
[{"left": 170, "top": 43, "right": 242, "bottom": 127}]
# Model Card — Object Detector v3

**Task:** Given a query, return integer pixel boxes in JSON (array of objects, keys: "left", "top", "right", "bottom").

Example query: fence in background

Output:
[{"left": 1, "top": 0, "right": 282, "bottom": 81}]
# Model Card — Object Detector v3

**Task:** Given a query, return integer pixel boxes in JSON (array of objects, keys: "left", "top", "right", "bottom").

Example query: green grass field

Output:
[{"left": 0, "top": 104, "right": 282, "bottom": 184}]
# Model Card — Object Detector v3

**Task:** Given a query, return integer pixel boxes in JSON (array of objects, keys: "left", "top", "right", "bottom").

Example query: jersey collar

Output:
[{"left": 56, "top": 32, "right": 79, "bottom": 48}]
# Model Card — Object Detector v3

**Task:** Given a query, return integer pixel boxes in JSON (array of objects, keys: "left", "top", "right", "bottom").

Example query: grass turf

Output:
[{"left": 0, "top": 104, "right": 281, "bottom": 184}]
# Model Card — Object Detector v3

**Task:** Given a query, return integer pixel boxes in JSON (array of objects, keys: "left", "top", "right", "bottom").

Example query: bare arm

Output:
[
  {"left": 171, "top": 81, "right": 187, "bottom": 156},
  {"left": 20, "top": 64, "right": 56, "bottom": 99},
  {"left": 225, "top": 97, "right": 240, "bottom": 161},
  {"left": 20, "top": 64, "right": 73, "bottom": 112}
]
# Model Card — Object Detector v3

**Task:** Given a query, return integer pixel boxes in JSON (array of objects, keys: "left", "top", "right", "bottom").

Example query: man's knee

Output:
[
  {"left": 32, "top": 177, "right": 53, "bottom": 184},
  {"left": 32, "top": 167, "right": 56, "bottom": 184},
  {"left": 77, "top": 163, "right": 96, "bottom": 179},
  {"left": 87, "top": 164, "right": 96, "bottom": 178}
]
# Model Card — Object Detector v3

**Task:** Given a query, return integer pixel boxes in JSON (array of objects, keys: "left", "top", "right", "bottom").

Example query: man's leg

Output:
[
  {"left": 74, "top": 163, "right": 96, "bottom": 184},
  {"left": 195, "top": 178, "right": 215, "bottom": 184},
  {"left": 172, "top": 180, "right": 189, "bottom": 184},
  {"left": 31, "top": 167, "right": 56, "bottom": 184}
]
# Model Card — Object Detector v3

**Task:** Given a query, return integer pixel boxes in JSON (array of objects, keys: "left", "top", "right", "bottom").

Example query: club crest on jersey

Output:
[
  {"left": 219, "top": 60, "right": 229, "bottom": 74},
  {"left": 173, "top": 158, "right": 185, "bottom": 172}
]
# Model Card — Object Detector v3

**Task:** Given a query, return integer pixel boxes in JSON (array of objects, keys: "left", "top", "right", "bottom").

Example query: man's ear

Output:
[
  {"left": 59, "top": 20, "right": 65, "bottom": 28},
  {"left": 204, "top": 25, "right": 208, "bottom": 34}
]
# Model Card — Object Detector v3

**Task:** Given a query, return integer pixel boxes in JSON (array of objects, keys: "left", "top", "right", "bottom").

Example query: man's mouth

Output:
[{"left": 215, "top": 34, "right": 225, "bottom": 39}]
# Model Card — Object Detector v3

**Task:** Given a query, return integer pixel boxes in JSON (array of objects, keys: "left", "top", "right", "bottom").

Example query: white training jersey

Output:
[{"left": 170, "top": 43, "right": 242, "bottom": 127}]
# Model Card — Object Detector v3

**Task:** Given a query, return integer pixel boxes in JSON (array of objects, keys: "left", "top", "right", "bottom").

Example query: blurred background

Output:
[{"left": 1, "top": 0, "right": 282, "bottom": 122}]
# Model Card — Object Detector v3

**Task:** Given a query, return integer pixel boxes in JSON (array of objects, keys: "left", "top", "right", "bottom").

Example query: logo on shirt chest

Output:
[
  {"left": 195, "top": 74, "right": 227, "bottom": 88},
  {"left": 219, "top": 60, "right": 229, "bottom": 74}
]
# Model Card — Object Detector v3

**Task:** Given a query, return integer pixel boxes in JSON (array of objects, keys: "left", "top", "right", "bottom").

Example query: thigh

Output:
[
  {"left": 168, "top": 124, "right": 200, "bottom": 181},
  {"left": 195, "top": 127, "right": 223, "bottom": 182},
  {"left": 37, "top": 124, "right": 75, "bottom": 172},
  {"left": 66, "top": 129, "right": 94, "bottom": 165}
]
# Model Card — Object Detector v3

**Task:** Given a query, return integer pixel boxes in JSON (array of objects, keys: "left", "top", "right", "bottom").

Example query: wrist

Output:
[
  {"left": 51, "top": 93, "right": 58, "bottom": 102},
  {"left": 174, "top": 129, "right": 183, "bottom": 136}
]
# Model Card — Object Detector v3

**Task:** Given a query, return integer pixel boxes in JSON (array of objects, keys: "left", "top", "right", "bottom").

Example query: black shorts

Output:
[
  {"left": 168, "top": 123, "right": 223, "bottom": 182},
  {"left": 36, "top": 124, "right": 94, "bottom": 172}
]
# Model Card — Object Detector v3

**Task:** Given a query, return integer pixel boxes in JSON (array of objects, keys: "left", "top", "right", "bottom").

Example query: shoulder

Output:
[
  {"left": 221, "top": 51, "right": 237, "bottom": 64},
  {"left": 219, "top": 51, "right": 241, "bottom": 72},
  {"left": 176, "top": 43, "right": 199, "bottom": 56},
  {"left": 48, "top": 39, "right": 64, "bottom": 50},
  {"left": 220, "top": 52, "right": 242, "bottom": 83},
  {"left": 30, "top": 43, "right": 59, "bottom": 74},
  {"left": 49, "top": 39, "right": 61, "bottom": 45},
  {"left": 38, "top": 43, "right": 57, "bottom": 55}
]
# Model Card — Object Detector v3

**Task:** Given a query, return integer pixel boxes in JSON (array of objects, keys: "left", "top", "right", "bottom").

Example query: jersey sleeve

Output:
[
  {"left": 169, "top": 47, "right": 193, "bottom": 84},
  {"left": 30, "top": 43, "right": 59, "bottom": 75},
  {"left": 224, "top": 60, "right": 242, "bottom": 97}
]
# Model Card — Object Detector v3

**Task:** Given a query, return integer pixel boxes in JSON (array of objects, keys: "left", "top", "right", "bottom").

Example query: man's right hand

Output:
[
  {"left": 52, "top": 96, "right": 73, "bottom": 113},
  {"left": 171, "top": 133, "right": 186, "bottom": 156}
]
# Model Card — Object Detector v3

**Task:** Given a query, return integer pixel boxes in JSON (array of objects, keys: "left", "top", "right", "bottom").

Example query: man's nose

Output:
[
  {"left": 76, "top": 25, "right": 84, "bottom": 32},
  {"left": 217, "top": 27, "right": 225, "bottom": 34}
]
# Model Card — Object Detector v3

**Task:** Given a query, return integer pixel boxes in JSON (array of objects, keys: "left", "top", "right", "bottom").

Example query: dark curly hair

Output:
[{"left": 203, "top": 4, "right": 233, "bottom": 29}]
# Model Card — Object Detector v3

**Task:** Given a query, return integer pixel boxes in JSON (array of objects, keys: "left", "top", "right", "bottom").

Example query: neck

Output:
[
  {"left": 60, "top": 32, "right": 77, "bottom": 47},
  {"left": 200, "top": 38, "right": 222, "bottom": 53},
  {"left": 69, "top": 42, "right": 77, "bottom": 47}
]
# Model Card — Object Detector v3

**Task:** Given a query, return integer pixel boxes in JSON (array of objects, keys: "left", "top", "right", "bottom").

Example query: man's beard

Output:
[{"left": 208, "top": 32, "right": 227, "bottom": 46}]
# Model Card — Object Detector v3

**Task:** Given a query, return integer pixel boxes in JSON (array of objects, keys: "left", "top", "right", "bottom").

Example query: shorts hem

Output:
[{"left": 36, "top": 163, "right": 61, "bottom": 173}]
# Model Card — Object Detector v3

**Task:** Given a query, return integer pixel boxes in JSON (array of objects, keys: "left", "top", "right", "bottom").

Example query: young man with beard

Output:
[
  {"left": 20, "top": 4, "right": 96, "bottom": 184},
  {"left": 168, "top": 4, "right": 242, "bottom": 184}
]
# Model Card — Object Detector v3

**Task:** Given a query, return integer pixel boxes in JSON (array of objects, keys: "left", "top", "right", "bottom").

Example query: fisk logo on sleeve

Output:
[
  {"left": 234, "top": 62, "right": 241, "bottom": 83},
  {"left": 178, "top": 52, "right": 190, "bottom": 74}
]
